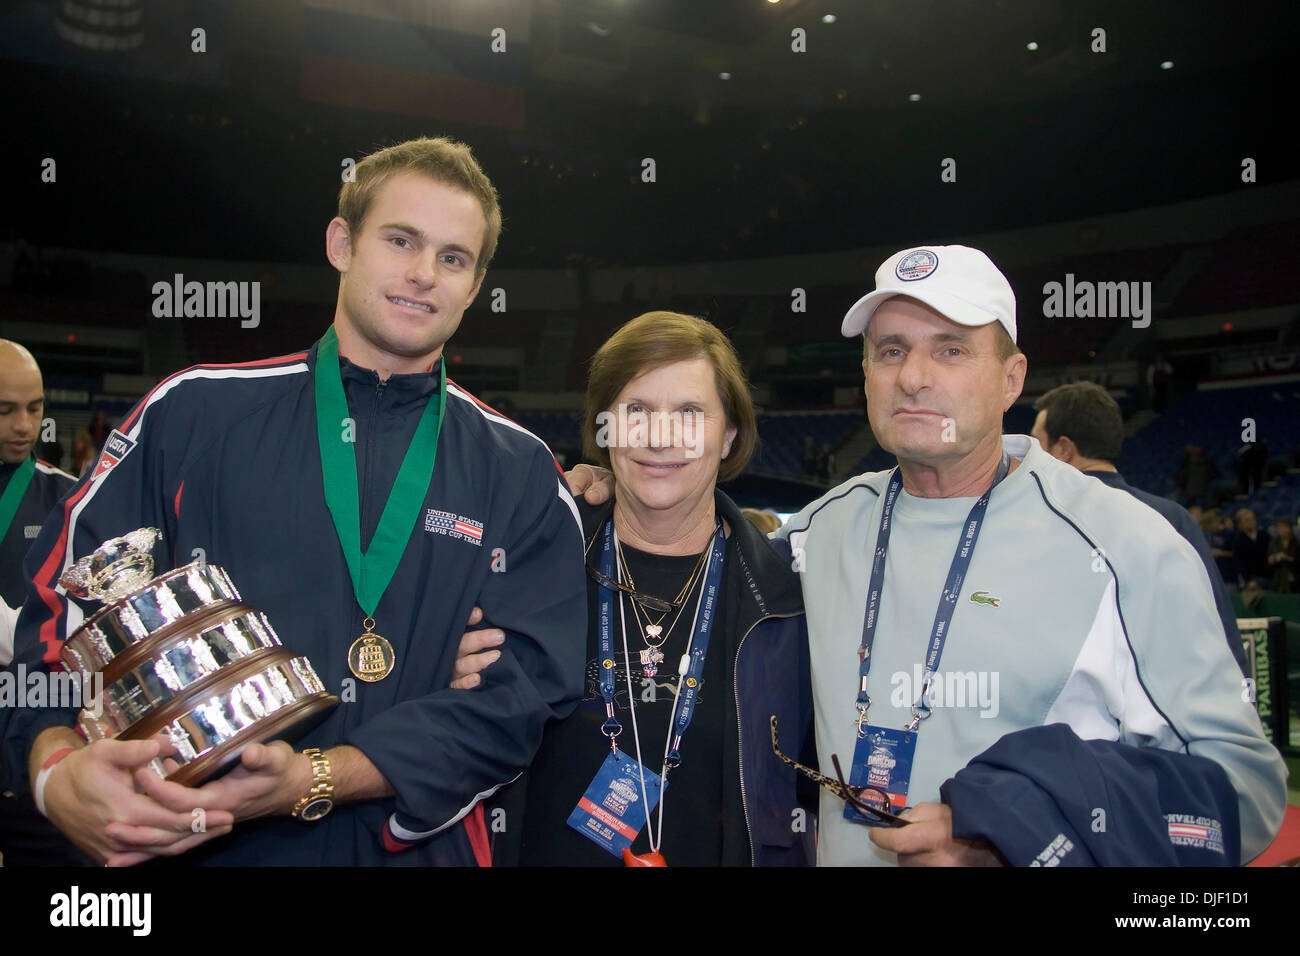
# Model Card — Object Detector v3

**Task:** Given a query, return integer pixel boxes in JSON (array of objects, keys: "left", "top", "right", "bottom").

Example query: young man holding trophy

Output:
[{"left": 1, "top": 138, "right": 588, "bottom": 866}]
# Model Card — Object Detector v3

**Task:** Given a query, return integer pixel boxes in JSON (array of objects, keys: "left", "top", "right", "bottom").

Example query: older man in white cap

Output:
[{"left": 775, "top": 245, "right": 1286, "bottom": 867}]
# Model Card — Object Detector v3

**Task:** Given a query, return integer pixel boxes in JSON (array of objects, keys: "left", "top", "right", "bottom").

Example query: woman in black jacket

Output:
[{"left": 457, "top": 312, "right": 814, "bottom": 866}]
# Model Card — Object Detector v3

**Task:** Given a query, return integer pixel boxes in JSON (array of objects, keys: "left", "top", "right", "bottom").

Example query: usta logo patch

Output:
[{"left": 91, "top": 430, "right": 136, "bottom": 480}]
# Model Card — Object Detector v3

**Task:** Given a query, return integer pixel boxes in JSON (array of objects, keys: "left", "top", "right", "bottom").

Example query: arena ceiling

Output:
[{"left": 1, "top": 0, "right": 1295, "bottom": 269}]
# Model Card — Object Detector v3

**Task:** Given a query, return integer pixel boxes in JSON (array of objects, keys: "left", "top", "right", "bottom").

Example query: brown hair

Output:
[
  {"left": 1033, "top": 381, "right": 1123, "bottom": 461},
  {"left": 993, "top": 324, "right": 1021, "bottom": 362},
  {"left": 337, "top": 137, "right": 502, "bottom": 274},
  {"left": 583, "top": 311, "right": 757, "bottom": 483}
]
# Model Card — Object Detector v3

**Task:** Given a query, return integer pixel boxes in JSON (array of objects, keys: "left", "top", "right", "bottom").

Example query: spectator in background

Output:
[
  {"left": 1233, "top": 508, "right": 1271, "bottom": 586},
  {"left": 816, "top": 442, "right": 835, "bottom": 481},
  {"left": 1267, "top": 517, "right": 1297, "bottom": 593},
  {"left": 1234, "top": 440, "right": 1269, "bottom": 497},
  {"left": 1177, "top": 444, "right": 1217, "bottom": 509},
  {"left": 1149, "top": 356, "right": 1172, "bottom": 412},
  {"left": 87, "top": 409, "right": 110, "bottom": 451},
  {"left": 801, "top": 435, "right": 817, "bottom": 476},
  {"left": 36, "top": 437, "right": 63, "bottom": 470},
  {"left": 1031, "top": 382, "right": 1247, "bottom": 674},
  {"left": 71, "top": 428, "right": 96, "bottom": 478},
  {"left": 1195, "top": 509, "right": 1216, "bottom": 543},
  {"left": 1204, "top": 510, "right": 1239, "bottom": 586}
]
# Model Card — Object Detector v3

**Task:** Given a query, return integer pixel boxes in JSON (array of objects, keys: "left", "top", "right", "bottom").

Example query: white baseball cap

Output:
[{"left": 841, "top": 244, "right": 1017, "bottom": 342}]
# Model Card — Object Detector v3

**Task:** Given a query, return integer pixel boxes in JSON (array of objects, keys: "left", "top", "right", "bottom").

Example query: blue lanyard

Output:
[
  {"left": 855, "top": 454, "right": 1010, "bottom": 736},
  {"left": 594, "top": 516, "right": 727, "bottom": 768},
  {"left": 665, "top": 523, "right": 726, "bottom": 768},
  {"left": 596, "top": 518, "right": 622, "bottom": 746}
]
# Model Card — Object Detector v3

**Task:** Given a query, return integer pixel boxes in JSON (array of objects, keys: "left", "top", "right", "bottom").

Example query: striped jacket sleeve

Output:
[{"left": 1, "top": 391, "right": 181, "bottom": 792}]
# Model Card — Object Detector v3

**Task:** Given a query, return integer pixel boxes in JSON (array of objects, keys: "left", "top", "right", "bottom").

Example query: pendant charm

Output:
[
  {"left": 644, "top": 624, "right": 662, "bottom": 640},
  {"left": 622, "top": 848, "right": 667, "bottom": 867},
  {"left": 639, "top": 647, "right": 664, "bottom": 676},
  {"left": 348, "top": 617, "right": 396, "bottom": 682}
]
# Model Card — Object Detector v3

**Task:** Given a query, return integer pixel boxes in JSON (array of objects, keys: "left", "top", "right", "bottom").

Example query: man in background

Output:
[
  {"left": 1030, "top": 380, "right": 1248, "bottom": 675},
  {"left": 0, "top": 339, "right": 87, "bottom": 865}
]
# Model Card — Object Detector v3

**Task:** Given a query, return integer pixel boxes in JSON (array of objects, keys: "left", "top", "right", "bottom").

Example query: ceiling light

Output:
[
  {"left": 908, "top": 93, "right": 921, "bottom": 102},
  {"left": 1026, "top": 41, "right": 1038, "bottom": 51},
  {"left": 823, "top": 14, "right": 836, "bottom": 23},
  {"left": 719, "top": 72, "right": 732, "bottom": 80},
  {"left": 1161, "top": 60, "right": 1174, "bottom": 70}
]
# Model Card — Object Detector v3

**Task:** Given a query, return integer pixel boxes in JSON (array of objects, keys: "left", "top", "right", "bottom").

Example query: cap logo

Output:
[{"left": 896, "top": 249, "right": 938, "bottom": 281}]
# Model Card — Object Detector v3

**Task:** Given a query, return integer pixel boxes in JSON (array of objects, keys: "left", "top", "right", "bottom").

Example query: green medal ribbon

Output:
[
  {"left": 314, "top": 325, "right": 446, "bottom": 617},
  {"left": 0, "top": 456, "right": 36, "bottom": 545}
]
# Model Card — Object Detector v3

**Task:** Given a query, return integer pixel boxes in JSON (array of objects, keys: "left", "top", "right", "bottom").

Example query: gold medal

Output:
[{"left": 348, "top": 617, "right": 396, "bottom": 682}]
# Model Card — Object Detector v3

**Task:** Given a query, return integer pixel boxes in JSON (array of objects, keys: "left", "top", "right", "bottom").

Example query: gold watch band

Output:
[{"left": 291, "top": 747, "right": 334, "bottom": 821}]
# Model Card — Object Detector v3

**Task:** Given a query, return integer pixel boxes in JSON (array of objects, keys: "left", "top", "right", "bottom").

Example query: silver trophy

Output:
[{"left": 60, "top": 529, "right": 339, "bottom": 785}]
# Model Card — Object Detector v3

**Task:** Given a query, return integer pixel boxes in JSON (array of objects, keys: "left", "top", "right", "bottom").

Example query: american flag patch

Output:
[
  {"left": 1166, "top": 814, "right": 1224, "bottom": 853},
  {"left": 425, "top": 509, "right": 484, "bottom": 546}
]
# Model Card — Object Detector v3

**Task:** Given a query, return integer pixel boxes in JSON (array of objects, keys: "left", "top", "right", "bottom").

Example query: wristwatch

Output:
[{"left": 290, "top": 748, "right": 334, "bottom": 822}]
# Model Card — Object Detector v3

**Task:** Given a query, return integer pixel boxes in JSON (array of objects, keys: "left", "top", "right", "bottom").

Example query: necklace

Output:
[
  {"left": 616, "top": 542, "right": 708, "bottom": 676},
  {"left": 610, "top": 521, "right": 725, "bottom": 865}
]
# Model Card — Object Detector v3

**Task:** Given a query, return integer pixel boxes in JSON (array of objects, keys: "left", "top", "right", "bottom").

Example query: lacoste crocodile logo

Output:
[{"left": 970, "top": 590, "right": 1000, "bottom": 608}]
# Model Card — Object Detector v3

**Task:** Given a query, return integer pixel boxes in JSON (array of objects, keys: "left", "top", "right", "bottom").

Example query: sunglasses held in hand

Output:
[{"left": 769, "top": 715, "right": 910, "bottom": 828}]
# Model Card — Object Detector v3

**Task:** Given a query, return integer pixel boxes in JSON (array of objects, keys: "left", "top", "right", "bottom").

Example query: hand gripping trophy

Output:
[{"left": 59, "top": 528, "right": 338, "bottom": 785}]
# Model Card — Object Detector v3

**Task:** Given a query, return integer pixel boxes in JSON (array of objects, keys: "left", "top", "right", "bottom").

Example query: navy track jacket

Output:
[
  {"left": 1, "top": 341, "right": 587, "bottom": 865},
  {"left": 942, "top": 723, "right": 1243, "bottom": 865},
  {"left": 1, "top": 458, "right": 75, "bottom": 609}
]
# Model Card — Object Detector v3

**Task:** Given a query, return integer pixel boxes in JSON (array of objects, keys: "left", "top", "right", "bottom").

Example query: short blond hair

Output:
[
  {"left": 583, "top": 312, "right": 757, "bottom": 483},
  {"left": 338, "top": 137, "right": 502, "bottom": 274}
]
